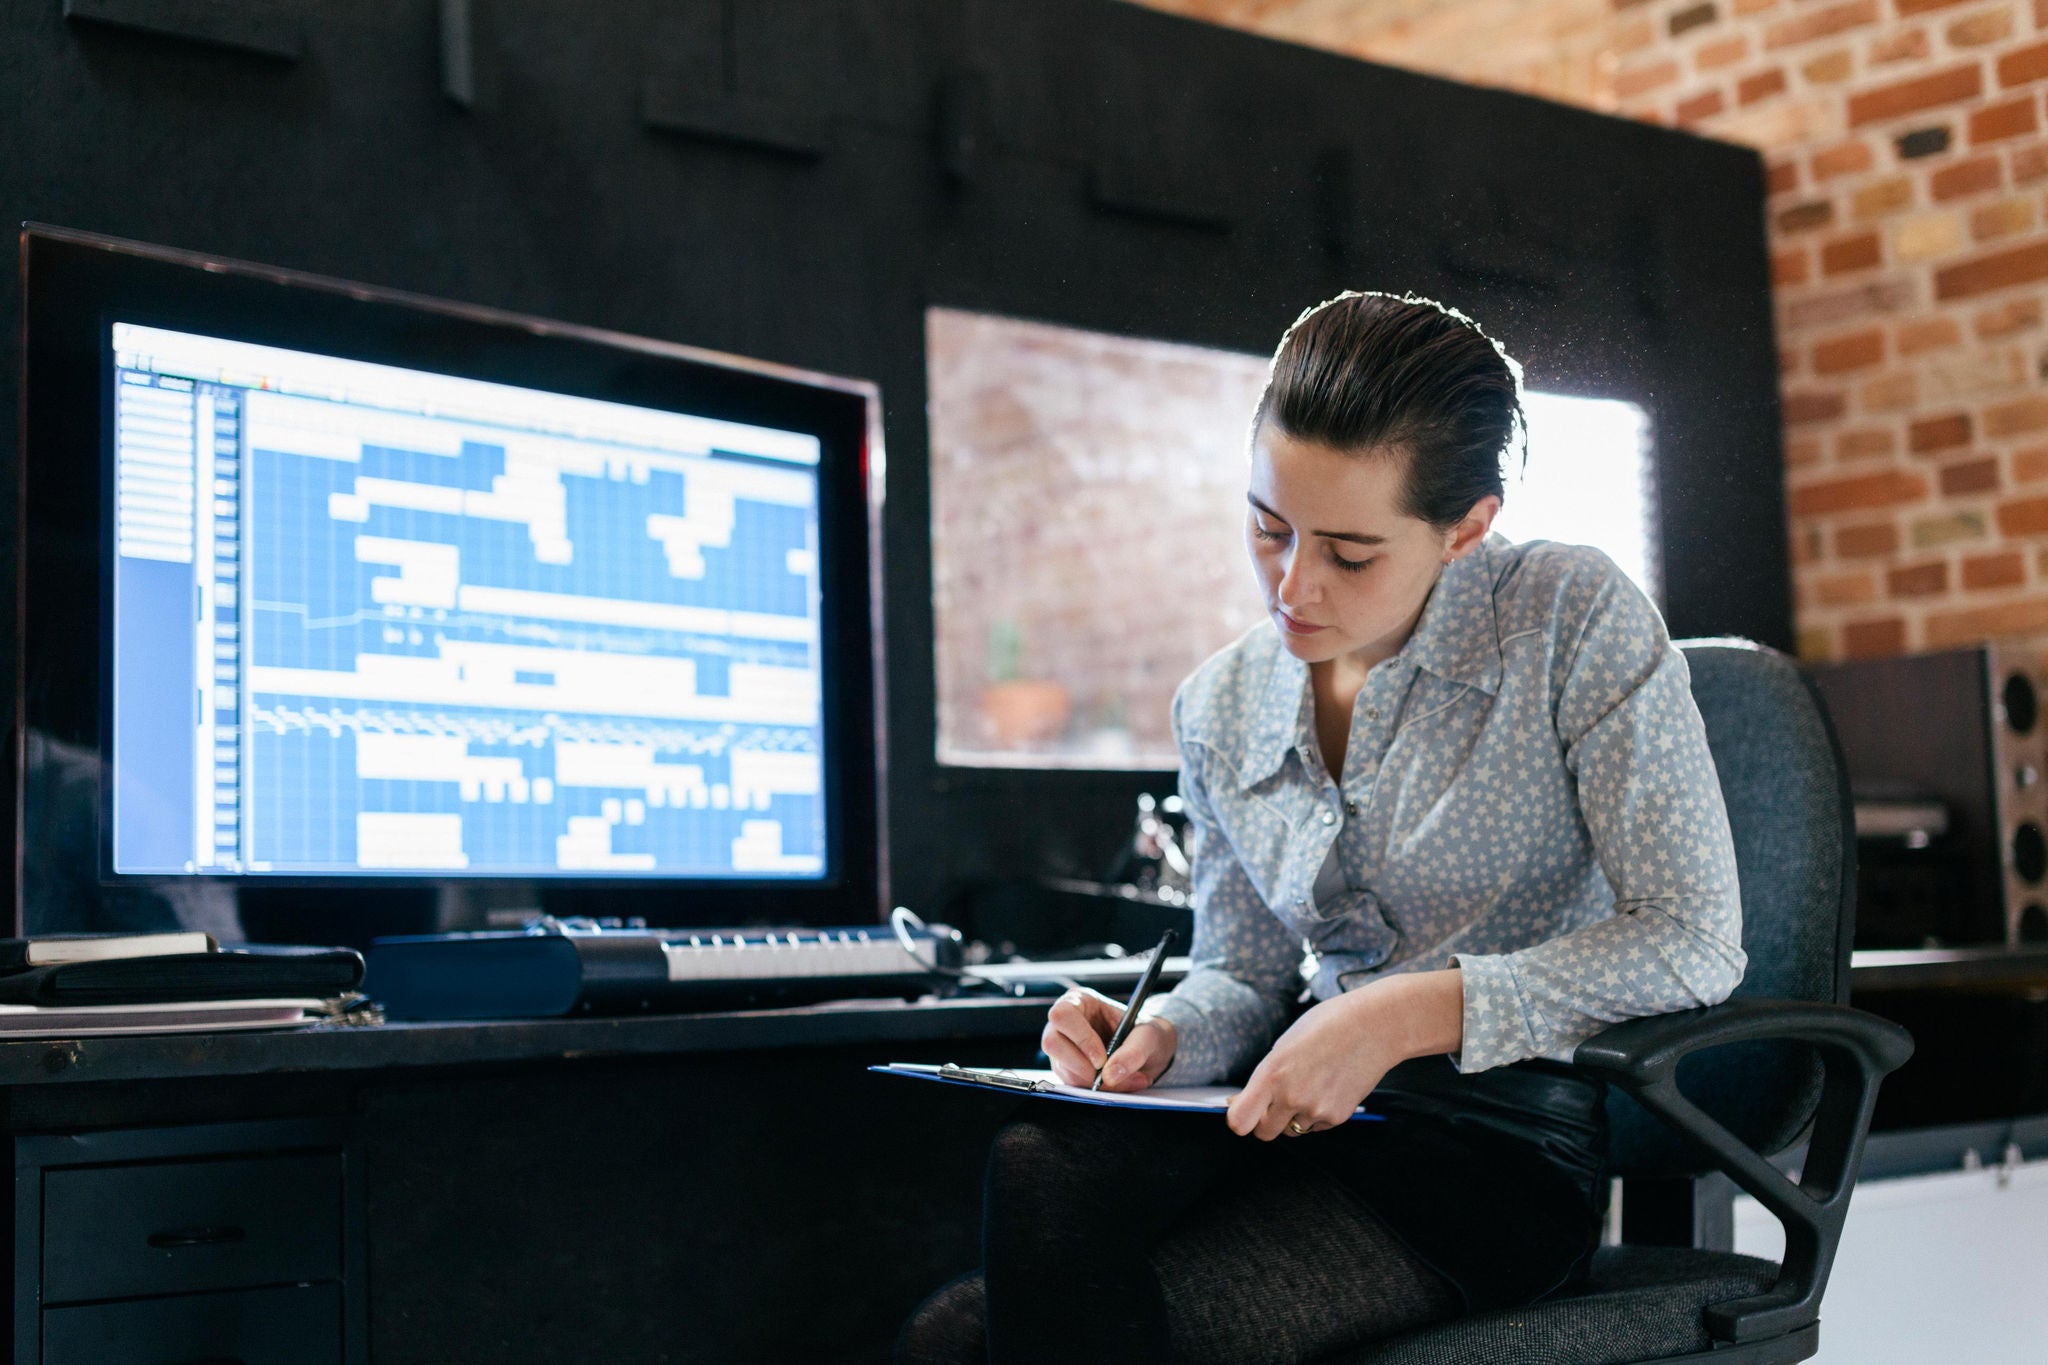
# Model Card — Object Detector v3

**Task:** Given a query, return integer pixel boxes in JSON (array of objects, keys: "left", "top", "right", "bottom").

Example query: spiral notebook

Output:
[{"left": 870, "top": 1063, "right": 1382, "bottom": 1121}]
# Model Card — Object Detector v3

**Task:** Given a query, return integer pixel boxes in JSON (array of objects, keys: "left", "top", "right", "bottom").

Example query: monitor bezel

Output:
[{"left": 16, "top": 224, "right": 886, "bottom": 933}]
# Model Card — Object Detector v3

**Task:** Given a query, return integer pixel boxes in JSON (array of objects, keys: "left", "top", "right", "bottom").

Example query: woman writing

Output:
[{"left": 899, "top": 291, "right": 1747, "bottom": 1364}]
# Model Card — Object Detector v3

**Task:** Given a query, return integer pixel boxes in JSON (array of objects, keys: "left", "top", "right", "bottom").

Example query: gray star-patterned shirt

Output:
[{"left": 1141, "top": 532, "right": 1747, "bottom": 1083}]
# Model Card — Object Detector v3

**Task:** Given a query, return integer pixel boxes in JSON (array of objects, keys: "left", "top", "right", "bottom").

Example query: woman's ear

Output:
[{"left": 1443, "top": 495, "right": 1502, "bottom": 562}]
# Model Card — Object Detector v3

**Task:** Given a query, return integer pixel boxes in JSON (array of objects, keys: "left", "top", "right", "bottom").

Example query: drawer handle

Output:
[{"left": 147, "top": 1224, "right": 247, "bottom": 1249}]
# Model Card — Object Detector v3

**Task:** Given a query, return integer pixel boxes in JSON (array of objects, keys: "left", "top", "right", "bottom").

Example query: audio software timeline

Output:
[{"left": 110, "top": 323, "right": 828, "bottom": 879}]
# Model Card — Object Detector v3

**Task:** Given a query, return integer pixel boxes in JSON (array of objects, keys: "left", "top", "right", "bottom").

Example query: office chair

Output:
[
  {"left": 902, "top": 639, "right": 1911, "bottom": 1365},
  {"left": 1314, "top": 637, "right": 1913, "bottom": 1365}
]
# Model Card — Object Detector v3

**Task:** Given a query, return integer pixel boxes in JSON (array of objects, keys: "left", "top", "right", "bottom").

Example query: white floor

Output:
[{"left": 1732, "top": 1155, "right": 2048, "bottom": 1362}]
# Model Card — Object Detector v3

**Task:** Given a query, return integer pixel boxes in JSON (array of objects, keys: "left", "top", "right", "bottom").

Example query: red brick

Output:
[
  {"left": 1998, "top": 40, "right": 2048, "bottom": 88},
  {"left": 1887, "top": 560, "right": 1950, "bottom": 596},
  {"left": 1869, "top": 28, "right": 1931, "bottom": 64},
  {"left": 1777, "top": 200, "right": 1835, "bottom": 232},
  {"left": 1698, "top": 35, "right": 1750, "bottom": 71},
  {"left": 1976, "top": 296, "right": 2046, "bottom": 336},
  {"left": 1962, "top": 550, "right": 2026, "bottom": 589},
  {"left": 1989, "top": 395, "right": 2048, "bottom": 435},
  {"left": 1926, "top": 596, "right": 2048, "bottom": 648},
  {"left": 1842, "top": 617, "right": 1907, "bottom": 657},
  {"left": 1787, "top": 279, "right": 1916, "bottom": 330},
  {"left": 1616, "top": 58, "right": 1682, "bottom": 98},
  {"left": 1895, "top": 0, "right": 1979, "bottom": 13},
  {"left": 1669, "top": 2, "right": 1720, "bottom": 38},
  {"left": 2013, "top": 444, "right": 2048, "bottom": 482},
  {"left": 1897, "top": 316, "right": 1962, "bottom": 353},
  {"left": 1862, "top": 372, "right": 1918, "bottom": 411},
  {"left": 1837, "top": 428, "right": 1898, "bottom": 460},
  {"left": 1677, "top": 89, "right": 1728, "bottom": 123},
  {"left": 1773, "top": 247, "right": 1812, "bottom": 287},
  {"left": 1973, "top": 197, "right": 2035, "bottom": 240},
  {"left": 1767, "top": 160, "right": 1799, "bottom": 195},
  {"left": 1810, "top": 140, "right": 1874, "bottom": 180},
  {"left": 1939, "top": 456, "right": 2001, "bottom": 495},
  {"left": 1935, "top": 241, "right": 2048, "bottom": 299},
  {"left": 1766, "top": 0, "right": 1877, "bottom": 50},
  {"left": 1789, "top": 468, "right": 1930, "bottom": 514},
  {"left": 1949, "top": 10, "right": 2015, "bottom": 46},
  {"left": 1739, "top": 68, "right": 1789, "bottom": 104},
  {"left": 1932, "top": 156, "right": 2004, "bottom": 200},
  {"left": 1909, "top": 411, "right": 1973, "bottom": 451},
  {"left": 1849, "top": 65, "right": 1984, "bottom": 127},
  {"left": 2014, "top": 144, "right": 2048, "bottom": 183},
  {"left": 1999, "top": 494, "right": 2048, "bottom": 534},
  {"left": 1821, "top": 232, "right": 1883, "bottom": 273},
  {"left": 1814, "top": 327, "right": 1886, "bottom": 372},
  {"left": 1836, "top": 521, "right": 1901, "bottom": 556},
  {"left": 1815, "top": 569, "right": 1879, "bottom": 605},
  {"left": 1970, "top": 98, "right": 2039, "bottom": 144},
  {"left": 1784, "top": 390, "right": 1849, "bottom": 424}
]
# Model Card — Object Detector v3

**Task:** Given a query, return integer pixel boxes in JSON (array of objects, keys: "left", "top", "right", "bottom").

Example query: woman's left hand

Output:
[
  {"left": 1225, "top": 989, "right": 1398, "bottom": 1140},
  {"left": 1226, "top": 967, "right": 1465, "bottom": 1141}
]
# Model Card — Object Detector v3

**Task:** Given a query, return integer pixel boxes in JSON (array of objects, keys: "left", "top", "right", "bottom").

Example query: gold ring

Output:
[{"left": 1288, "top": 1120, "right": 1310, "bottom": 1136}]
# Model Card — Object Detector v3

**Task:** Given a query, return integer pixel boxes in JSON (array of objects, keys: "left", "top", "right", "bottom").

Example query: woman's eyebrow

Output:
[{"left": 1246, "top": 492, "right": 1389, "bottom": 546}]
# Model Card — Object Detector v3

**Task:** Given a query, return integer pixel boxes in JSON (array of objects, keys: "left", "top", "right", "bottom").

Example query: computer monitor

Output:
[{"left": 14, "top": 226, "right": 883, "bottom": 934}]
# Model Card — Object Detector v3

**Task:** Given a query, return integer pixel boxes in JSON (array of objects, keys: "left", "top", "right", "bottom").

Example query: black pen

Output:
[{"left": 1092, "top": 928, "right": 1177, "bottom": 1092}]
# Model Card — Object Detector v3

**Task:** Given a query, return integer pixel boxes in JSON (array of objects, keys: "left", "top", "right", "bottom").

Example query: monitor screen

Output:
[
  {"left": 109, "top": 324, "right": 827, "bottom": 879},
  {"left": 16, "top": 227, "right": 881, "bottom": 934}
]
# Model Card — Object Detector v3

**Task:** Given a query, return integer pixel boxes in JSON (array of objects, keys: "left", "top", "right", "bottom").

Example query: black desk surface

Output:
[{"left": 0, "top": 994, "right": 1052, "bottom": 1089}]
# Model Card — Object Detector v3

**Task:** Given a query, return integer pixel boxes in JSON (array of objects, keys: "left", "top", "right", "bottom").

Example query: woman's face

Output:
[{"left": 1246, "top": 422, "right": 1496, "bottom": 672}]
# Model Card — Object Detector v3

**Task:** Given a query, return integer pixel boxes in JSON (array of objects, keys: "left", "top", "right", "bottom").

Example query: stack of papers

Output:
[{"left": 0, "top": 998, "right": 328, "bottom": 1038}]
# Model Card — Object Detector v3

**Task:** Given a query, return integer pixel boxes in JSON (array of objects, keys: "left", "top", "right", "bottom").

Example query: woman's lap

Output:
[{"left": 903, "top": 1103, "right": 1464, "bottom": 1365}]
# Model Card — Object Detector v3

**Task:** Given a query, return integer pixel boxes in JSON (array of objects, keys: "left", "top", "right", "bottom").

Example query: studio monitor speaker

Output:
[{"left": 1810, "top": 640, "right": 2048, "bottom": 948}]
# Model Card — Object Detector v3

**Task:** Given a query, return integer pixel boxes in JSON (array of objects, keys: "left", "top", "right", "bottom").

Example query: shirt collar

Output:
[{"left": 1235, "top": 533, "right": 1506, "bottom": 791}]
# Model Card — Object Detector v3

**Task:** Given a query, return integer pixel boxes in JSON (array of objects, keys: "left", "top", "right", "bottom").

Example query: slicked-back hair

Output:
[{"left": 1252, "top": 292, "right": 1526, "bottom": 532}]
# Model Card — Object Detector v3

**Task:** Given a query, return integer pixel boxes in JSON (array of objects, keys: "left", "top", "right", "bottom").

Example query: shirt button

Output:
[
  {"left": 1320, "top": 810, "right": 1336, "bottom": 826},
  {"left": 1366, "top": 707, "right": 1380, "bottom": 720},
  {"left": 1344, "top": 800, "right": 1359, "bottom": 816}
]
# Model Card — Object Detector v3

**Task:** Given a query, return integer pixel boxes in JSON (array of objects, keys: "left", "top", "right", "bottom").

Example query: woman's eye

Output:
[
  {"left": 1252, "top": 523, "right": 1289, "bottom": 543},
  {"left": 1332, "top": 553, "right": 1375, "bottom": 573}
]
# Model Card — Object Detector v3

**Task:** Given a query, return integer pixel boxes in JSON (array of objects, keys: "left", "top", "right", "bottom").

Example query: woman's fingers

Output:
[
  {"left": 1043, "top": 989, "right": 1124, "bottom": 1085},
  {"left": 1096, "top": 1021, "right": 1172, "bottom": 1092},
  {"left": 1042, "top": 1027, "right": 1099, "bottom": 1087}
]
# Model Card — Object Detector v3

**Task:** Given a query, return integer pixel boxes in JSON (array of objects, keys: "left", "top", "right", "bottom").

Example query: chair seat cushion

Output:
[{"left": 1327, "top": 1246, "right": 1780, "bottom": 1365}]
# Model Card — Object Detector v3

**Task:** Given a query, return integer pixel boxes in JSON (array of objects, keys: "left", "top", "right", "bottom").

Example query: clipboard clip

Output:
[{"left": 937, "top": 1062, "right": 1053, "bottom": 1093}]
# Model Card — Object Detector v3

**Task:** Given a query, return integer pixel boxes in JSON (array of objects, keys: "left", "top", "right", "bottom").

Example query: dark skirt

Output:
[{"left": 1336, "top": 1053, "right": 1610, "bottom": 1312}]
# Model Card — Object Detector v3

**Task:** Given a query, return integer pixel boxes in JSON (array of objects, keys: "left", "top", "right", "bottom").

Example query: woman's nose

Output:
[{"left": 1277, "top": 545, "right": 1314, "bottom": 603}]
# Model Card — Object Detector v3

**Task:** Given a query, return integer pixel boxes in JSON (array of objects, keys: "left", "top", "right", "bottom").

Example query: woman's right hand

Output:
[{"left": 1041, "top": 987, "right": 1179, "bottom": 1091}]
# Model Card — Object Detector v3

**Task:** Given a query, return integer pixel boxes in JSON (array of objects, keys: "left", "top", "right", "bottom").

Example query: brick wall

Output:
[{"left": 1139, "top": 0, "right": 2048, "bottom": 662}]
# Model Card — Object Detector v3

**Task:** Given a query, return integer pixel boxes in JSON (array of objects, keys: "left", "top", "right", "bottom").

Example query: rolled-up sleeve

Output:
[
  {"left": 1143, "top": 699, "right": 1304, "bottom": 1085},
  {"left": 1452, "top": 569, "right": 1748, "bottom": 1073}
]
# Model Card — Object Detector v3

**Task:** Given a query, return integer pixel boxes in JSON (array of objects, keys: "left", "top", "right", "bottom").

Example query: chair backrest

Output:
[{"left": 1605, "top": 638, "right": 1857, "bottom": 1179}]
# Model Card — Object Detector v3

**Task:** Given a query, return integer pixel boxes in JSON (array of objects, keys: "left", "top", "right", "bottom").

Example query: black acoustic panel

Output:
[{"left": 64, "top": 0, "right": 303, "bottom": 61}]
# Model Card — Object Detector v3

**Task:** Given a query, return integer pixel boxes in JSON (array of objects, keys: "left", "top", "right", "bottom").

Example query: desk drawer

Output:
[
  {"left": 43, "top": 1152, "right": 342, "bottom": 1302},
  {"left": 42, "top": 1282, "right": 341, "bottom": 1365}
]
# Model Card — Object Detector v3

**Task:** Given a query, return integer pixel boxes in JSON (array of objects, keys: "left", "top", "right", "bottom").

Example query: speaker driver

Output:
[
  {"left": 2006, "top": 671, "right": 2039, "bottom": 735},
  {"left": 2015, "top": 822, "right": 2048, "bottom": 884}
]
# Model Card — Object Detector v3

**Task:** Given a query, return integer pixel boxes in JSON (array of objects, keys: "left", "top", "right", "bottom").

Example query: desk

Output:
[{"left": 0, "top": 997, "right": 1055, "bottom": 1365}]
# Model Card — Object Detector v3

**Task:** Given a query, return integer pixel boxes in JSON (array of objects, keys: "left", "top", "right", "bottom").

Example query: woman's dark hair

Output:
[{"left": 1251, "top": 292, "right": 1526, "bottom": 532}]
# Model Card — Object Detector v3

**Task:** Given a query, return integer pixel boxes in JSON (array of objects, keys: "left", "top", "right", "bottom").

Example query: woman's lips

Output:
[{"left": 1277, "top": 609, "right": 1326, "bottom": 636}]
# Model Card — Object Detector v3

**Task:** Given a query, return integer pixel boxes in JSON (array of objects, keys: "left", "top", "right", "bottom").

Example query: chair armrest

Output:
[{"left": 1572, "top": 999, "right": 1913, "bottom": 1346}]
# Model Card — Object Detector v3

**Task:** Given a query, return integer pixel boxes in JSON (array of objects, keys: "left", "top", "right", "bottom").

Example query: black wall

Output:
[{"left": 1, "top": 0, "right": 1789, "bottom": 924}]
